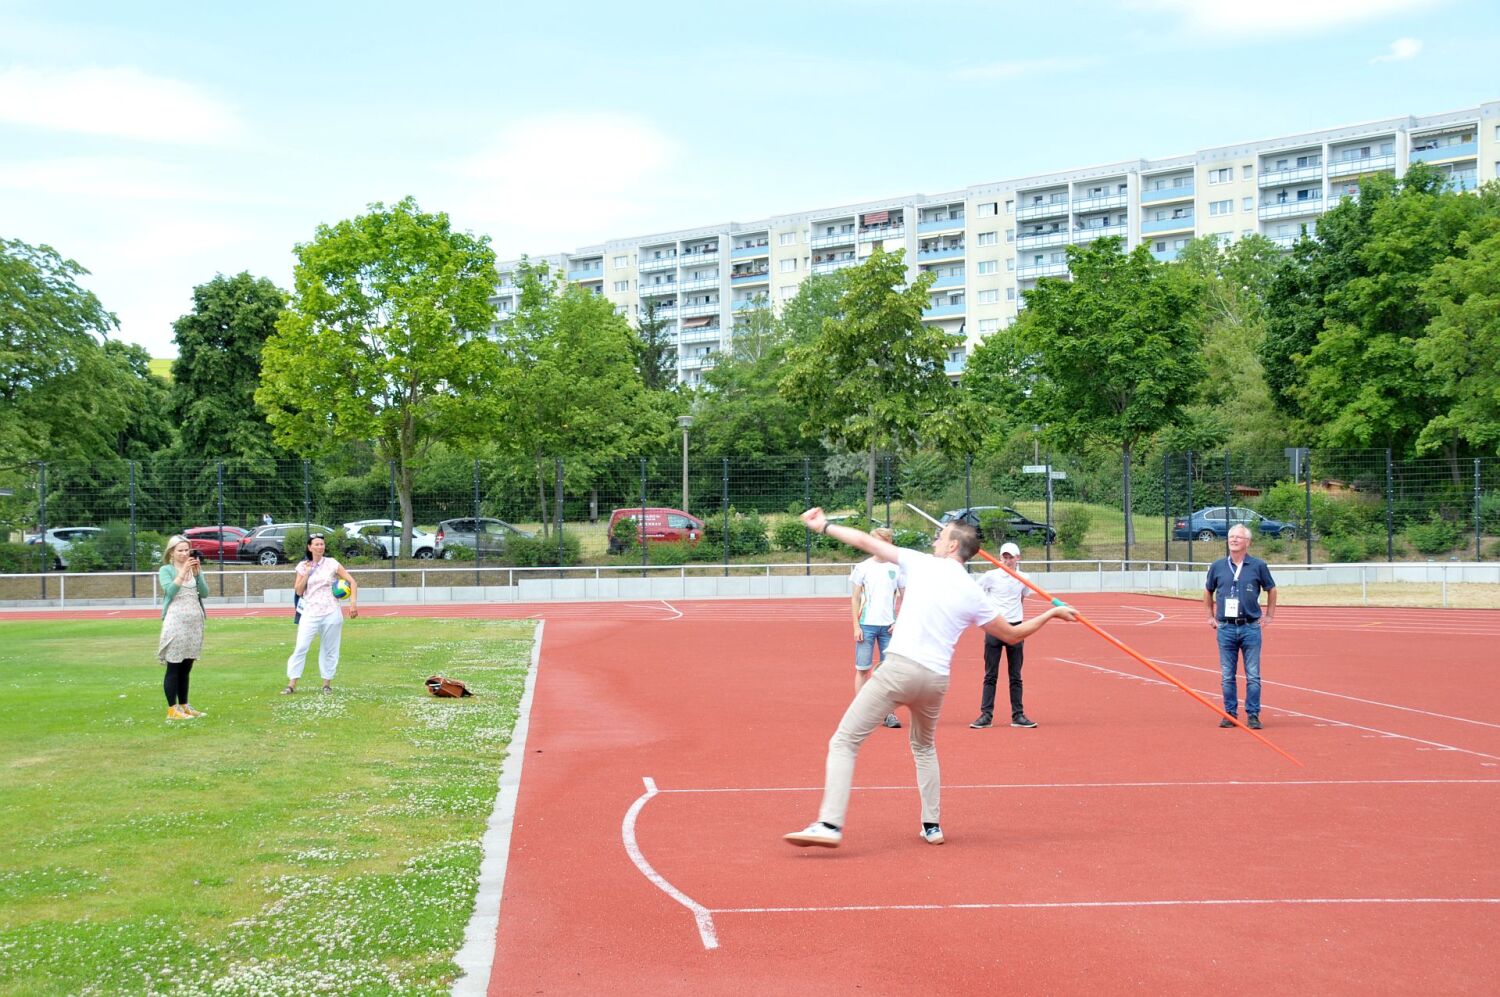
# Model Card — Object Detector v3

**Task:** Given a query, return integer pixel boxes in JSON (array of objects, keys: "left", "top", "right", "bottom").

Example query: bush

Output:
[
  {"left": 505, "top": 532, "right": 582, "bottom": 567},
  {"left": 892, "top": 527, "right": 930, "bottom": 550},
  {"left": 0, "top": 542, "right": 47, "bottom": 573},
  {"left": 94, "top": 522, "right": 164, "bottom": 570},
  {"left": 702, "top": 508, "right": 770, "bottom": 558},
  {"left": 1257, "top": 481, "right": 1383, "bottom": 538},
  {"left": 1056, "top": 506, "right": 1092, "bottom": 559},
  {"left": 773, "top": 518, "right": 811, "bottom": 552},
  {"left": 1480, "top": 492, "right": 1500, "bottom": 534},
  {"left": 612, "top": 516, "right": 638, "bottom": 549},
  {"left": 62, "top": 538, "right": 106, "bottom": 572},
  {"left": 645, "top": 541, "right": 692, "bottom": 566},
  {"left": 443, "top": 543, "right": 475, "bottom": 562},
  {"left": 1324, "top": 532, "right": 1384, "bottom": 563},
  {"left": 1405, "top": 513, "right": 1462, "bottom": 557}
]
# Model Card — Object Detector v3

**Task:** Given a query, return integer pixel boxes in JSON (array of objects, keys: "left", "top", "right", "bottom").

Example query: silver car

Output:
[
  {"left": 434, "top": 517, "right": 533, "bottom": 558},
  {"left": 25, "top": 526, "right": 102, "bottom": 569},
  {"left": 343, "top": 520, "right": 438, "bottom": 559}
]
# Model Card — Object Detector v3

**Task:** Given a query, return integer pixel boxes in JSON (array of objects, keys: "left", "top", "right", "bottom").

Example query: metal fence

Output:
[{"left": 1, "top": 449, "right": 1496, "bottom": 593}]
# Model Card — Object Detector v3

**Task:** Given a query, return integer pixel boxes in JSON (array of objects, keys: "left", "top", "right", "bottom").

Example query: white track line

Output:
[
  {"left": 623, "top": 777, "right": 719, "bottom": 950},
  {"left": 1055, "top": 656, "right": 1500, "bottom": 762},
  {"left": 1123, "top": 606, "right": 1166, "bottom": 624},
  {"left": 714, "top": 897, "right": 1500, "bottom": 915},
  {"left": 652, "top": 777, "right": 1500, "bottom": 794},
  {"left": 1146, "top": 655, "right": 1500, "bottom": 730},
  {"left": 452, "top": 620, "right": 545, "bottom": 996}
]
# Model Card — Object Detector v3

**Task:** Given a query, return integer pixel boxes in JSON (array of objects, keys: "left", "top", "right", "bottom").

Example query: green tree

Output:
[
  {"left": 781, "top": 248, "right": 972, "bottom": 518},
  {"left": 632, "top": 298, "right": 676, "bottom": 393},
  {"left": 493, "top": 260, "right": 669, "bottom": 536},
  {"left": 255, "top": 198, "right": 501, "bottom": 556},
  {"left": 961, "top": 313, "right": 1042, "bottom": 452},
  {"left": 1017, "top": 238, "right": 1204, "bottom": 544},
  {"left": 1415, "top": 222, "right": 1500, "bottom": 454}
]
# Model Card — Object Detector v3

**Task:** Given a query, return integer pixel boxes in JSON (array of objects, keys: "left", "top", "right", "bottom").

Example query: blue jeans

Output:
[
  {"left": 854, "top": 624, "right": 892, "bottom": 671},
  {"left": 1217, "top": 622, "right": 1262, "bottom": 717}
]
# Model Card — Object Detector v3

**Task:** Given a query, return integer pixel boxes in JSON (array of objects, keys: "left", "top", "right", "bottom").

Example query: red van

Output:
[{"left": 607, "top": 507, "right": 704, "bottom": 553}]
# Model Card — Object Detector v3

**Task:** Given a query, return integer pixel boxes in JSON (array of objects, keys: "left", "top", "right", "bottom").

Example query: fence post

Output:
[
  {"left": 1124, "top": 449, "right": 1134, "bottom": 565},
  {"left": 639, "top": 458, "right": 648, "bottom": 575},
  {"left": 964, "top": 454, "right": 972, "bottom": 512},
  {"left": 1221, "top": 452, "right": 1232, "bottom": 560},
  {"left": 388, "top": 461, "right": 397, "bottom": 586},
  {"left": 555, "top": 458, "right": 565, "bottom": 568},
  {"left": 301, "top": 459, "right": 311, "bottom": 537},
  {"left": 1044, "top": 453, "right": 1053, "bottom": 567},
  {"left": 1162, "top": 453, "right": 1170, "bottom": 563},
  {"left": 1476, "top": 458, "right": 1483, "bottom": 561},
  {"left": 1304, "top": 449, "right": 1313, "bottom": 566},
  {"left": 1384, "top": 449, "right": 1394, "bottom": 562},
  {"left": 722, "top": 457, "right": 729, "bottom": 578},
  {"left": 884, "top": 455, "right": 892, "bottom": 528},
  {"left": 472, "top": 460, "right": 482, "bottom": 587},
  {"left": 803, "top": 457, "right": 812, "bottom": 576},
  {"left": 38, "top": 462, "right": 47, "bottom": 599},
  {"left": 215, "top": 461, "right": 226, "bottom": 596},
  {"left": 1185, "top": 451, "right": 1194, "bottom": 565},
  {"left": 129, "top": 461, "right": 138, "bottom": 593}
]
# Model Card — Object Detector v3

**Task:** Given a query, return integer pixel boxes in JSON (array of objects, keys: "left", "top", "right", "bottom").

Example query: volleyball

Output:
[{"left": 332, "top": 578, "right": 351, "bottom": 601}]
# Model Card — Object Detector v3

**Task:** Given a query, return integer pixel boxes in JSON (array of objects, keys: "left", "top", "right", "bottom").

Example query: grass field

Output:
[{"left": 0, "top": 616, "right": 532, "bottom": 996}]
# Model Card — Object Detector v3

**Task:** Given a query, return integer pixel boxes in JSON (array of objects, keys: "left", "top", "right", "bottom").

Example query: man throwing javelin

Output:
[{"left": 785, "top": 508, "right": 1076, "bottom": 849}]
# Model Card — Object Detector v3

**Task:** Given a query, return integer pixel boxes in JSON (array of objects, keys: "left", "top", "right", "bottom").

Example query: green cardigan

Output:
[{"left": 158, "top": 565, "right": 209, "bottom": 619}]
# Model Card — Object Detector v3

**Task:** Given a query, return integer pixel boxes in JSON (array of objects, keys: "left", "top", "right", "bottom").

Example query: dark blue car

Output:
[{"left": 1173, "top": 506, "right": 1297, "bottom": 542}]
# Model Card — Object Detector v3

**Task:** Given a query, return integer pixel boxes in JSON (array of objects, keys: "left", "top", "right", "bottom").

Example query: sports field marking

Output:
[
  {"left": 713, "top": 897, "right": 1500, "bottom": 915},
  {"left": 1055, "top": 656, "right": 1500, "bottom": 762},
  {"left": 623, "top": 600, "right": 682, "bottom": 620},
  {"left": 649, "top": 777, "right": 1500, "bottom": 794},
  {"left": 1146, "top": 654, "right": 1500, "bottom": 731},
  {"left": 623, "top": 776, "right": 719, "bottom": 950},
  {"left": 1123, "top": 606, "right": 1166, "bottom": 625}
]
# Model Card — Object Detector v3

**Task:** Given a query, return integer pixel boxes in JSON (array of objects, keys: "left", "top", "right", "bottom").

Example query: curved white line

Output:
[
  {"left": 658, "top": 600, "right": 683, "bottom": 620},
  {"left": 623, "top": 776, "right": 718, "bottom": 950},
  {"left": 1123, "top": 606, "right": 1166, "bottom": 625}
]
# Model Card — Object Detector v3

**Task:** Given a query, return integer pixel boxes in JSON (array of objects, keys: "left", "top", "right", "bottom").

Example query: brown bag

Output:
[{"left": 425, "top": 674, "right": 473, "bottom": 698}]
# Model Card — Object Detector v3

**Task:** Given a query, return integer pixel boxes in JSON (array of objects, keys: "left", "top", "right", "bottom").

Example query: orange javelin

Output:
[{"left": 905, "top": 503, "right": 1302, "bottom": 767}]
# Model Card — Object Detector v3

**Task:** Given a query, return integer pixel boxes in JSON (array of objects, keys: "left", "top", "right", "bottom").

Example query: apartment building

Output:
[{"left": 493, "top": 100, "right": 1498, "bottom": 387}]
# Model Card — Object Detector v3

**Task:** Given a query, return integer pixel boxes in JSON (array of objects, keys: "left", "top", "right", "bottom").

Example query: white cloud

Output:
[
  {"left": 950, "top": 57, "right": 1099, "bottom": 82},
  {"left": 0, "top": 155, "right": 262, "bottom": 203},
  {"left": 0, "top": 65, "right": 245, "bottom": 144},
  {"left": 1130, "top": 0, "right": 1436, "bottom": 35},
  {"left": 1372, "top": 37, "right": 1423, "bottom": 62}
]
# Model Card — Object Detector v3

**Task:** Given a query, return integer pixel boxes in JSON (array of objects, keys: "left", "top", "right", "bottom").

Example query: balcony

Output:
[
  {"left": 1141, "top": 183, "right": 1194, "bottom": 204},
  {"left": 917, "top": 216, "right": 964, "bottom": 234},
  {"left": 678, "top": 248, "right": 720, "bottom": 265},
  {"left": 676, "top": 275, "right": 720, "bottom": 293},
  {"left": 1257, "top": 164, "right": 1323, "bottom": 188},
  {"left": 1071, "top": 223, "right": 1128, "bottom": 244},
  {"left": 678, "top": 301, "right": 721, "bottom": 319},
  {"left": 1443, "top": 169, "right": 1479, "bottom": 193},
  {"left": 1017, "top": 230, "right": 1071, "bottom": 250},
  {"left": 1269, "top": 235, "right": 1299, "bottom": 250},
  {"left": 1141, "top": 215, "right": 1195, "bottom": 235},
  {"left": 730, "top": 269, "right": 769, "bottom": 284},
  {"left": 639, "top": 255, "right": 677, "bottom": 273},
  {"left": 917, "top": 245, "right": 965, "bottom": 262},
  {"left": 1017, "top": 198, "right": 1070, "bottom": 221},
  {"left": 811, "top": 258, "right": 857, "bottom": 274},
  {"left": 922, "top": 302, "right": 966, "bottom": 319},
  {"left": 567, "top": 263, "right": 604, "bottom": 281},
  {"left": 1327, "top": 153, "right": 1396, "bottom": 178},
  {"left": 1410, "top": 140, "right": 1478, "bottom": 164},
  {"left": 1072, "top": 193, "right": 1128, "bottom": 213},
  {"left": 810, "top": 231, "right": 856, "bottom": 249},
  {"left": 1016, "top": 261, "right": 1070, "bottom": 280},
  {"left": 732, "top": 297, "right": 766, "bottom": 311},
  {"left": 944, "top": 356, "right": 967, "bottom": 376},
  {"left": 679, "top": 325, "right": 723, "bottom": 343},
  {"left": 858, "top": 224, "right": 905, "bottom": 243},
  {"left": 1258, "top": 198, "right": 1323, "bottom": 220},
  {"left": 1150, "top": 248, "right": 1181, "bottom": 262},
  {"left": 731, "top": 244, "right": 770, "bottom": 259},
  {"left": 639, "top": 282, "right": 678, "bottom": 297},
  {"left": 929, "top": 273, "right": 965, "bottom": 290}
]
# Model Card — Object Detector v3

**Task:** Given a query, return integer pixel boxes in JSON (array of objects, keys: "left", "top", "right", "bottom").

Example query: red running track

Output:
[{"left": 491, "top": 595, "right": 1500, "bottom": 995}]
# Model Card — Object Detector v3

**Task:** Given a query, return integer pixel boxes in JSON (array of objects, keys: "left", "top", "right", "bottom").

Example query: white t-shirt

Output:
[
  {"left": 886, "top": 548, "right": 999, "bottom": 676},
  {"left": 977, "top": 566, "right": 1028, "bottom": 623},
  {"left": 850, "top": 557, "right": 905, "bottom": 627}
]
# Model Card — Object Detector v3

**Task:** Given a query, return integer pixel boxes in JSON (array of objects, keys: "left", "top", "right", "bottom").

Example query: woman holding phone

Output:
[
  {"left": 282, "top": 533, "right": 358, "bottom": 695},
  {"left": 158, "top": 535, "right": 209, "bottom": 720}
]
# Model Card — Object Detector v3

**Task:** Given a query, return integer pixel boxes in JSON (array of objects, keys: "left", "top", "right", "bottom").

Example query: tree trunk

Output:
[
  {"left": 864, "top": 443, "right": 877, "bottom": 521},
  {"left": 397, "top": 464, "right": 415, "bottom": 558},
  {"left": 534, "top": 456, "right": 549, "bottom": 540}
]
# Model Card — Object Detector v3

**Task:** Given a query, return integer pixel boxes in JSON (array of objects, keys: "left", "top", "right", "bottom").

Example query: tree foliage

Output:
[{"left": 255, "top": 197, "right": 501, "bottom": 554}]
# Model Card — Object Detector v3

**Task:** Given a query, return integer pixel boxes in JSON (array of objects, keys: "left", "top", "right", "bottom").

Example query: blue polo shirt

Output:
[{"left": 1205, "top": 555, "right": 1276, "bottom": 621}]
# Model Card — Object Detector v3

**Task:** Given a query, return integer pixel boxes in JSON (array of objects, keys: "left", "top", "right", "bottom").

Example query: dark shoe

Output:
[
  {"left": 1010, "top": 715, "right": 1038, "bottom": 728},
  {"left": 320, "top": 684, "right": 333, "bottom": 695},
  {"left": 1219, "top": 716, "right": 1236, "bottom": 728},
  {"left": 1248, "top": 715, "right": 1262, "bottom": 730},
  {"left": 280, "top": 685, "right": 296, "bottom": 695},
  {"left": 969, "top": 714, "right": 993, "bottom": 729},
  {"left": 882, "top": 713, "right": 902, "bottom": 729}
]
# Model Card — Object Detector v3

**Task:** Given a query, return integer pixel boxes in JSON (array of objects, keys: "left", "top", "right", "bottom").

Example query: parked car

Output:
[
  {"left": 24, "top": 526, "right": 102, "bottom": 568},
  {"left": 239, "top": 522, "right": 359, "bottom": 566},
  {"left": 937, "top": 506, "right": 1057, "bottom": 544},
  {"left": 342, "top": 519, "right": 438, "bottom": 559},
  {"left": 181, "top": 525, "right": 250, "bottom": 561},
  {"left": 434, "top": 517, "right": 533, "bottom": 558},
  {"left": 1173, "top": 506, "right": 1297, "bottom": 542},
  {"left": 606, "top": 507, "right": 705, "bottom": 553}
]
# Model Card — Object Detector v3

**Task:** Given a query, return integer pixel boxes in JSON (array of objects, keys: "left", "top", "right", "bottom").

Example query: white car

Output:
[
  {"left": 342, "top": 520, "right": 438, "bottom": 559},
  {"left": 25, "top": 526, "right": 102, "bottom": 569}
]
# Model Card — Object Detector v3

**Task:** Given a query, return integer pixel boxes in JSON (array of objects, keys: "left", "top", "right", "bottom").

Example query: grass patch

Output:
[{"left": 0, "top": 616, "right": 532, "bottom": 995}]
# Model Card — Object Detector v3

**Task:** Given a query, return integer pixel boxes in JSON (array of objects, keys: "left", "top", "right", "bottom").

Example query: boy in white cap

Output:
[{"left": 970, "top": 541, "right": 1037, "bottom": 728}]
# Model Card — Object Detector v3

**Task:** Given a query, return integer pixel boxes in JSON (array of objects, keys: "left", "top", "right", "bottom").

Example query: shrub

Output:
[
  {"left": 1056, "top": 506, "right": 1092, "bottom": 559},
  {"left": 1480, "top": 492, "right": 1500, "bottom": 534},
  {"left": 1324, "top": 532, "right": 1384, "bottom": 563},
  {"left": 645, "top": 541, "right": 692, "bottom": 566},
  {"left": 892, "top": 527, "right": 930, "bottom": 549},
  {"left": 1404, "top": 512, "right": 1462, "bottom": 557},
  {"left": 0, "top": 542, "right": 47, "bottom": 573},
  {"left": 611, "top": 516, "right": 638, "bottom": 549},
  {"left": 443, "top": 543, "right": 475, "bottom": 562},
  {"left": 703, "top": 508, "right": 770, "bottom": 557},
  {"left": 283, "top": 527, "right": 371, "bottom": 564},
  {"left": 62, "top": 538, "right": 107, "bottom": 572},
  {"left": 505, "top": 532, "right": 582, "bottom": 567},
  {"left": 773, "top": 518, "right": 811, "bottom": 552},
  {"left": 95, "top": 522, "right": 164, "bottom": 570}
]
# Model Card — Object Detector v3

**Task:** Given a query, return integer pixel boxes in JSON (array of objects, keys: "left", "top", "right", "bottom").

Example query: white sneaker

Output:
[
  {"left": 920, "top": 825, "right": 945, "bottom": 845},
  {"left": 784, "top": 822, "right": 842, "bottom": 848}
]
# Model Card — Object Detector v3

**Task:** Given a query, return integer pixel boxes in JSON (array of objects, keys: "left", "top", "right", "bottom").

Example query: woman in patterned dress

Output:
[
  {"left": 158, "top": 535, "right": 209, "bottom": 720},
  {"left": 282, "top": 533, "right": 358, "bottom": 694}
]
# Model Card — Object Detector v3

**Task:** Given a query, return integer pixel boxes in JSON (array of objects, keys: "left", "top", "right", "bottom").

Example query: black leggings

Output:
[{"left": 164, "top": 659, "right": 195, "bottom": 706}]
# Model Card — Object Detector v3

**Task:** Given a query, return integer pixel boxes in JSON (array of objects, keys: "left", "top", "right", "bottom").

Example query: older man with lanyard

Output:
[{"left": 1203, "top": 523, "right": 1277, "bottom": 730}]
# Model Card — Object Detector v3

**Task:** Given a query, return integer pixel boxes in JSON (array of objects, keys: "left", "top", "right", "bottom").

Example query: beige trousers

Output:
[{"left": 817, "top": 652, "right": 949, "bottom": 829}]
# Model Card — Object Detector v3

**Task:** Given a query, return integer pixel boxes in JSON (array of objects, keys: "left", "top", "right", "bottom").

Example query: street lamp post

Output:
[{"left": 677, "top": 414, "right": 694, "bottom": 512}]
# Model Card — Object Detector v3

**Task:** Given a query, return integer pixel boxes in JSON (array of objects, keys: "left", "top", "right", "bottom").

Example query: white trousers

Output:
[{"left": 287, "top": 611, "right": 344, "bottom": 681}]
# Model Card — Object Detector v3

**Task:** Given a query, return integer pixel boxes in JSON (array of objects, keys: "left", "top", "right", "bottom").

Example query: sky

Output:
[{"left": 2, "top": 0, "right": 1498, "bottom": 359}]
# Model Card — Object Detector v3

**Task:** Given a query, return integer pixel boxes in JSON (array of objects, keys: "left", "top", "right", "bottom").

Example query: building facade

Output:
[{"left": 493, "top": 100, "right": 1498, "bottom": 386}]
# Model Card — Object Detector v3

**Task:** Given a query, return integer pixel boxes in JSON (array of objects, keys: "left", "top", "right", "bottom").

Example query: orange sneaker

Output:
[
  {"left": 166, "top": 705, "right": 187, "bottom": 720},
  {"left": 180, "top": 705, "right": 206, "bottom": 718}
]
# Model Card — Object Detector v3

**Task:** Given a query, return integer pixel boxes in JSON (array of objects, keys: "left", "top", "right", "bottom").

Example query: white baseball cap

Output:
[{"left": 999, "top": 542, "right": 1021, "bottom": 557}]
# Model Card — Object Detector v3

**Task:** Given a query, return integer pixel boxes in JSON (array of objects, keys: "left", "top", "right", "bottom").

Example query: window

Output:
[
  {"left": 780, "top": 258, "right": 797, "bottom": 272},
  {"left": 978, "top": 318, "right": 999, "bottom": 333},
  {"left": 1004, "top": 200, "right": 1014, "bottom": 213},
  {"left": 1242, "top": 197, "right": 1253, "bottom": 211},
  {"left": 977, "top": 260, "right": 998, "bottom": 274},
  {"left": 1209, "top": 199, "right": 1232, "bottom": 216},
  {"left": 977, "top": 289, "right": 999, "bottom": 304},
  {"left": 780, "top": 285, "right": 798, "bottom": 300},
  {"left": 1005, "top": 288, "right": 1016, "bottom": 300},
  {"left": 779, "top": 231, "right": 796, "bottom": 246},
  {"left": 977, "top": 232, "right": 998, "bottom": 246},
  {"left": 1005, "top": 228, "right": 1015, "bottom": 243},
  {"left": 1207, "top": 167, "right": 1232, "bottom": 184},
  {"left": 1005, "top": 258, "right": 1014, "bottom": 272},
  {"left": 613, "top": 280, "right": 629, "bottom": 292},
  {"left": 977, "top": 202, "right": 998, "bottom": 217},
  {"left": 1173, "top": 238, "right": 1189, "bottom": 250},
  {"left": 1242, "top": 165, "right": 1253, "bottom": 179},
  {"left": 1154, "top": 241, "right": 1166, "bottom": 252},
  {"left": 613, "top": 255, "right": 629, "bottom": 269}
]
